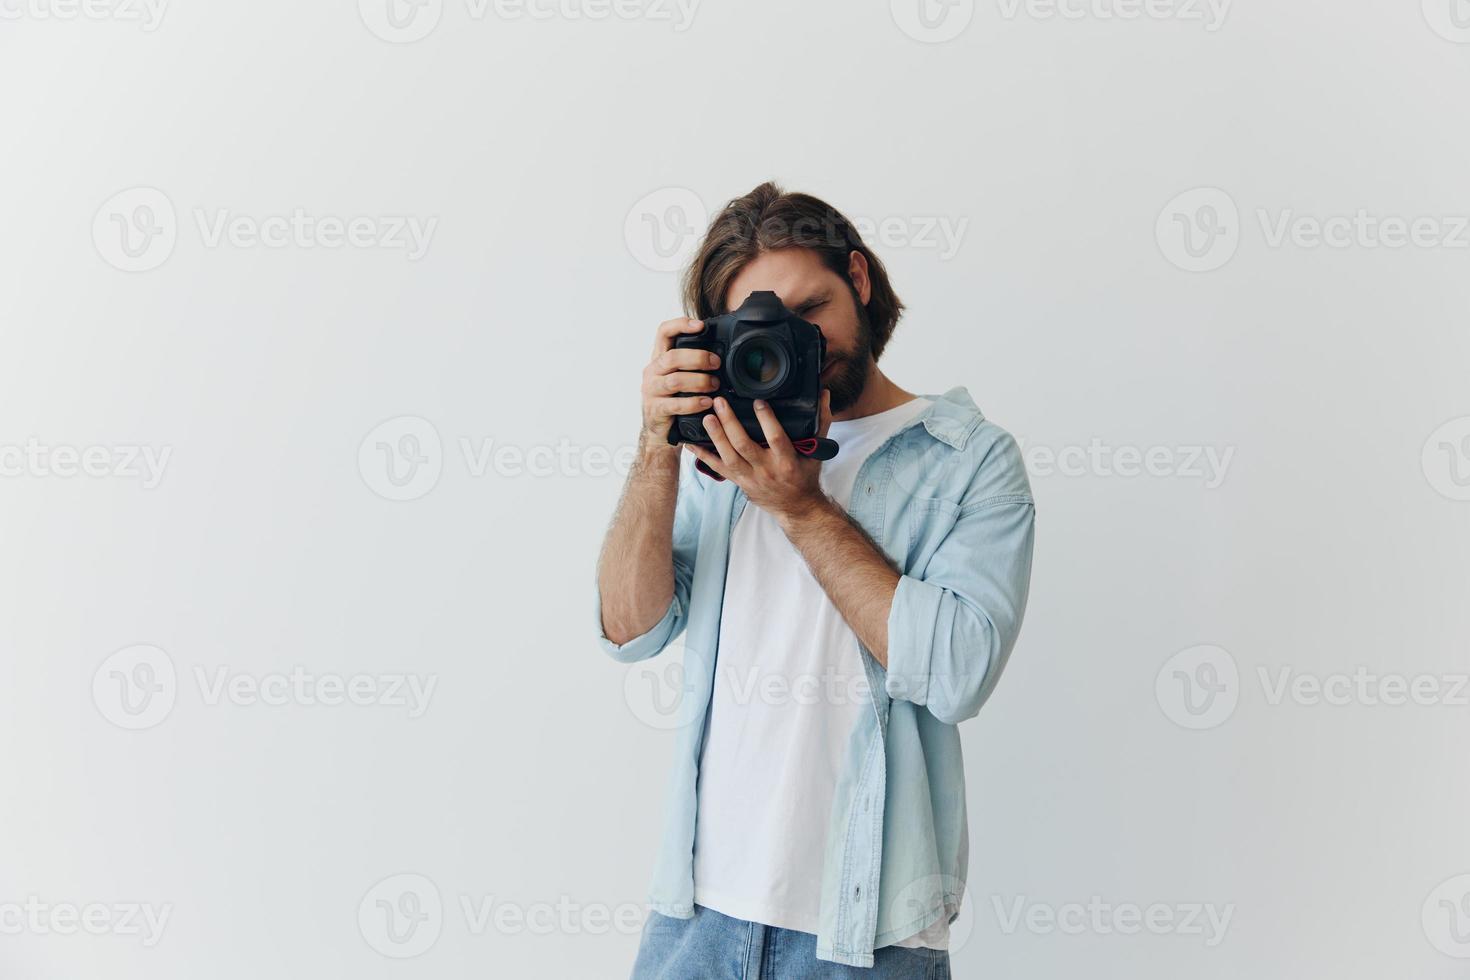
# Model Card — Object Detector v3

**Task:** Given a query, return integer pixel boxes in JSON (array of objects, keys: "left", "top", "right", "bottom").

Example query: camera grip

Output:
[
  {"left": 792, "top": 437, "right": 839, "bottom": 462},
  {"left": 685, "top": 435, "right": 840, "bottom": 482}
]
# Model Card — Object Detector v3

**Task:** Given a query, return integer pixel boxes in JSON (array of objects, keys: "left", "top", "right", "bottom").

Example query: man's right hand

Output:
[{"left": 641, "top": 317, "right": 722, "bottom": 449}]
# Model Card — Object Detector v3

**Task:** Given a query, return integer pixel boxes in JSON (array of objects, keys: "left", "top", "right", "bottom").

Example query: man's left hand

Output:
[{"left": 685, "top": 392, "right": 833, "bottom": 522}]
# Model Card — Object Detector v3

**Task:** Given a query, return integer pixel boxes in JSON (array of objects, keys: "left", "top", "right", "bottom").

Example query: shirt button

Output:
[
  {"left": 865, "top": 484, "right": 874, "bottom": 494},
  {"left": 854, "top": 885, "right": 863, "bottom": 903}
]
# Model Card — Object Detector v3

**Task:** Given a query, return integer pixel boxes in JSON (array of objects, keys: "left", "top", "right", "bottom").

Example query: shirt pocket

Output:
[{"left": 903, "top": 497, "right": 962, "bottom": 576}]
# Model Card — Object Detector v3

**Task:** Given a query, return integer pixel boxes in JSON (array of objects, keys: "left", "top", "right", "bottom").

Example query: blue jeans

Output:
[{"left": 630, "top": 905, "right": 951, "bottom": 979}]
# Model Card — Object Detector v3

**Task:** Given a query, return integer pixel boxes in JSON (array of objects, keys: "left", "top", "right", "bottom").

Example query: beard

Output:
[{"left": 822, "top": 287, "right": 875, "bottom": 414}]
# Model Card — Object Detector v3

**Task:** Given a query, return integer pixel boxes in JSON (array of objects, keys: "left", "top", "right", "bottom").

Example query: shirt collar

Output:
[{"left": 913, "top": 386, "right": 985, "bottom": 450}]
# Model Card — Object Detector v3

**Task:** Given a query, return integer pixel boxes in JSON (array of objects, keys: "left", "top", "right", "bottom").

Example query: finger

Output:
[
  {"left": 817, "top": 389, "right": 833, "bottom": 437},
  {"left": 712, "top": 397, "right": 762, "bottom": 462},
  {"left": 751, "top": 399, "right": 794, "bottom": 458},
  {"left": 652, "top": 347, "right": 721, "bottom": 375},
  {"left": 684, "top": 443, "right": 727, "bottom": 478},
  {"left": 701, "top": 411, "right": 747, "bottom": 474},
  {"left": 650, "top": 396, "right": 713, "bottom": 417},
  {"left": 652, "top": 317, "right": 705, "bottom": 357},
  {"left": 651, "top": 371, "right": 721, "bottom": 397}
]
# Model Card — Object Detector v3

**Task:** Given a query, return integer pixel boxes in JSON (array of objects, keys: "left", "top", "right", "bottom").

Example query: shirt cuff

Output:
[
  {"left": 884, "top": 573, "right": 943, "bottom": 705},
  {"left": 595, "top": 590, "right": 683, "bottom": 664}
]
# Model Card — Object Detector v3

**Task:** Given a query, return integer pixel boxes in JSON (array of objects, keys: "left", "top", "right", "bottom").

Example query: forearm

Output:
[
  {"left": 597, "top": 438, "right": 682, "bottom": 645},
  {"left": 777, "top": 495, "right": 900, "bottom": 667}
]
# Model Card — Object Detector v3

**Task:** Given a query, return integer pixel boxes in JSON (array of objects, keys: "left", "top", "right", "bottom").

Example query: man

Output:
[{"left": 596, "top": 182, "right": 1035, "bottom": 978}]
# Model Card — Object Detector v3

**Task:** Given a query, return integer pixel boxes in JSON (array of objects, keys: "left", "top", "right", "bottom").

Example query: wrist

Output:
[
  {"left": 635, "top": 427, "right": 680, "bottom": 465},
  {"left": 776, "top": 489, "right": 834, "bottom": 531}
]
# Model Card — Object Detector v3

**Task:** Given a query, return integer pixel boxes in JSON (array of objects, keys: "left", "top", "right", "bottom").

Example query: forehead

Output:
[{"left": 724, "top": 248, "right": 835, "bottom": 311}]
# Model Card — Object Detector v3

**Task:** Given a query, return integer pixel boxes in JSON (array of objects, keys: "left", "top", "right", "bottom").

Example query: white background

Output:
[{"left": 1, "top": 0, "right": 1468, "bottom": 977}]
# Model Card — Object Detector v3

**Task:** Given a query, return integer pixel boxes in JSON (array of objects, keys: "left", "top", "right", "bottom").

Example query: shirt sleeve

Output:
[
  {"left": 884, "top": 438, "right": 1035, "bottom": 724},
  {"left": 594, "top": 452, "right": 705, "bottom": 664}
]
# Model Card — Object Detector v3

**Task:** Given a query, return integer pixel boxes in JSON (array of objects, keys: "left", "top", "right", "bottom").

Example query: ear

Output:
[{"left": 847, "top": 250, "right": 872, "bottom": 305}]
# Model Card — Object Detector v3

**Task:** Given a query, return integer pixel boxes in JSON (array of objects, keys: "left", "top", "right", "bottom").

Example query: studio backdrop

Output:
[{"left": 1, "top": 1, "right": 1467, "bottom": 977}]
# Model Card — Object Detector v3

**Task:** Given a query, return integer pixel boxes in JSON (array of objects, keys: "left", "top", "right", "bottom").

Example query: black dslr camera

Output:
[{"left": 666, "top": 291, "right": 839, "bottom": 471}]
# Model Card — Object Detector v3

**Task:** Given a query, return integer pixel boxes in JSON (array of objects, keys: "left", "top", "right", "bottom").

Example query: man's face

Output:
[{"left": 723, "top": 247, "right": 873, "bottom": 414}]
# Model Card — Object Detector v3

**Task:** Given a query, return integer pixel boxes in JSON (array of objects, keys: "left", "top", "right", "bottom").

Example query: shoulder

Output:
[
  {"left": 916, "top": 384, "right": 1031, "bottom": 509},
  {"left": 954, "top": 418, "right": 1033, "bottom": 510}
]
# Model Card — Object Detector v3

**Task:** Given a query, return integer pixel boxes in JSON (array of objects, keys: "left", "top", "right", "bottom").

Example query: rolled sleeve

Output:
[
  {"left": 593, "top": 453, "right": 704, "bottom": 665},
  {"left": 885, "top": 496, "right": 1035, "bottom": 725},
  {"left": 595, "top": 589, "right": 685, "bottom": 664}
]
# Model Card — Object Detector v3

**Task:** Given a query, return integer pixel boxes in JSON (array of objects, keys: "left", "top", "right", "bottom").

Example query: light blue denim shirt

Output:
[{"left": 595, "top": 387, "right": 1035, "bottom": 967}]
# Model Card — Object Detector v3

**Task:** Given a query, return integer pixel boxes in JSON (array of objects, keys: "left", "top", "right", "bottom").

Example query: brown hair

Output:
[{"left": 681, "top": 182, "right": 906, "bottom": 360}]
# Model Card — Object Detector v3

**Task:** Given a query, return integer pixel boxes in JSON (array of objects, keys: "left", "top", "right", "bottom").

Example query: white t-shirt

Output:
[{"left": 692, "top": 397, "right": 948, "bottom": 950}]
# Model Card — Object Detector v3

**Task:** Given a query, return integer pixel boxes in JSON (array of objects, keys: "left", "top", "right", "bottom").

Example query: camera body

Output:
[{"left": 667, "top": 290, "right": 827, "bottom": 449}]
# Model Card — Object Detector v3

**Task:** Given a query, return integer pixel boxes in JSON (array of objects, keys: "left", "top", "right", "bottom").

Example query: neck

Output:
[{"left": 831, "top": 365, "right": 917, "bottom": 422}]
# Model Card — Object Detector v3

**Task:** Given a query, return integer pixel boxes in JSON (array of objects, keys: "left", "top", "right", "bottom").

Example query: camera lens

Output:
[
  {"left": 741, "top": 344, "right": 780, "bottom": 384},
  {"left": 728, "top": 334, "right": 791, "bottom": 397}
]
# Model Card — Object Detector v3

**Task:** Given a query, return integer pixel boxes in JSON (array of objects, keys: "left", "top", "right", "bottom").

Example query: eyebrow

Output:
[{"left": 790, "top": 290, "right": 831, "bottom": 314}]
